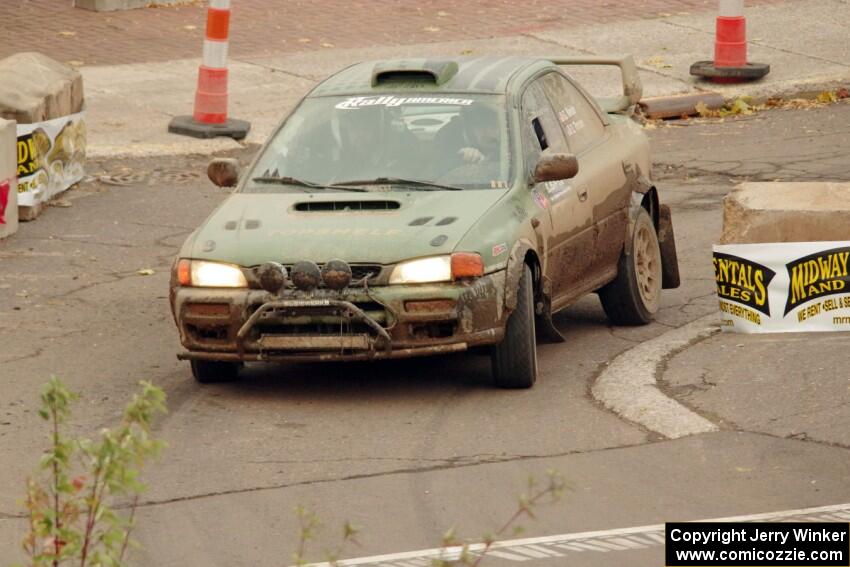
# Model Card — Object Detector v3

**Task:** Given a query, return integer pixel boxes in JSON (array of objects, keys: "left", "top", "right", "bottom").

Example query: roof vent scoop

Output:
[{"left": 371, "top": 60, "right": 459, "bottom": 86}]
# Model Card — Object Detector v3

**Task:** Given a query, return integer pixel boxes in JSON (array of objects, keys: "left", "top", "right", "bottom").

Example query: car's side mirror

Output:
[
  {"left": 533, "top": 153, "right": 579, "bottom": 184},
  {"left": 207, "top": 158, "right": 240, "bottom": 187}
]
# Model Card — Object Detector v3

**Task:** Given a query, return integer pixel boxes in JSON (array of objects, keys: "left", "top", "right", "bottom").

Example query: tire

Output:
[
  {"left": 599, "top": 207, "right": 662, "bottom": 325},
  {"left": 190, "top": 359, "right": 241, "bottom": 384},
  {"left": 491, "top": 264, "right": 538, "bottom": 389}
]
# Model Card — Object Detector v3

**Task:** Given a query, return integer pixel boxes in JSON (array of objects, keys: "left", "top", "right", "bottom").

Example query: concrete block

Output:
[
  {"left": 0, "top": 53, "right": 84, "bottom": 123},
  {"left": 721, "top": 182, "right": 850, "bottom": 244},
  {"left": 75, "top": 0, "right": 191, "bottom": 11},
  {"left": 0, "top": 118, "right": 18, "bottom": 239}
]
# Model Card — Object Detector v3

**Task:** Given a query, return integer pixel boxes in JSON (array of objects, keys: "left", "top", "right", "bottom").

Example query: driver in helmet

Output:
[{"left": 456, "top": 104, "right": 501, "bottom": 164}]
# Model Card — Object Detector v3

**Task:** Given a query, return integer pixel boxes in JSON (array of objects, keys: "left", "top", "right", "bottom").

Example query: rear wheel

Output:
[
  {"left": 599, "top": 207, "right": 662, "bottom": 325},
  {"left": 191, "top": 360, "right": 241, "bottom": 384},
  {"left": 491, "top": 264, "right": 538, "bottom": 389}
]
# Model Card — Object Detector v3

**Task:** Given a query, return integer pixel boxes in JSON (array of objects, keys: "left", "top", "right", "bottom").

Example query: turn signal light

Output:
[
  {"left": 177, "top": 259, "right": 192, "bottom": 286},
  {"left": 451, "top": 253, "right": 484, "bottom": 279}
]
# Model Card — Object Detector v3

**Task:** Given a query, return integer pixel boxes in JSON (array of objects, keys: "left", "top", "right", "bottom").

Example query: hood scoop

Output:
[{"left": 294, "top": 200, "right": 401, "bottom": 212}]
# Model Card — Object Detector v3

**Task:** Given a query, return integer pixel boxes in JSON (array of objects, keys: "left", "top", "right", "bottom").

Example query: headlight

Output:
[
  {"left": 389, "top": 256, "right": 452, "bottom": 284},
  {"left": 176, "top": 259, "right": 248, "bottom": 288},
  {"left": 389, "top": 253, "right": 484, "bottom": 284}
]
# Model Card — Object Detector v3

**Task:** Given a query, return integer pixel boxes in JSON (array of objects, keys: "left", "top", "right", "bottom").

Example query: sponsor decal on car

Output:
[
  {"left": 558, "top": 106, "right": 585, "bottom": 137},
  {"left": 544, "top": 180, "right": 570, "bottom": 202},
  {"left": 335, "top": 96, "right": 475, "bottom": 110},
  {"left": 492, "top": 243, "right": 508, "bottom": 257},
  {"left": 532, "top": 190, "right": 549, "bottom": 210}
]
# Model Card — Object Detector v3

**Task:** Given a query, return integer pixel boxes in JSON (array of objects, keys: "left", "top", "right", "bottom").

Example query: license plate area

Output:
[{"left": 258, "top": 334, "right": 371, "bottom": 351}]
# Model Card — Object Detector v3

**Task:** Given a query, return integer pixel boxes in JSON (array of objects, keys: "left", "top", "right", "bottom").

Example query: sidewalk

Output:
[
  {"left": 2, "top": 0, "right": 784, "bottom": 66},
  {"left": 75, "top": 0, "right": 849, "bottom": 158},
  {"left": 662, "top": 331, "right": 850, "bottom": 449}
]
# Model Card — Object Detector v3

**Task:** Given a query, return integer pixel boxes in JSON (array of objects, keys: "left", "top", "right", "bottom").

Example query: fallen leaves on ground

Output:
[
  {"left": 643, "top": 56, "right": 672, "bottom": 69},
  {"left": 694, "top": 88, "right": 849, "bottom": 119},
  {"left": 137, "top": 269, "right": 155, "bottom": 276},
  {"left": 695, "top": 97, "right": 753, "bottom": 118}
]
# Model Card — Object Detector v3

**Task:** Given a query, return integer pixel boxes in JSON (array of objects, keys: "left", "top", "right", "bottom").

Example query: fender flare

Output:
[
  {"left": 623, "top": 181, "right": 680, "bottom": 289},
  {"left": 504, "top": 239, "right": 539, "bottom": 311}
]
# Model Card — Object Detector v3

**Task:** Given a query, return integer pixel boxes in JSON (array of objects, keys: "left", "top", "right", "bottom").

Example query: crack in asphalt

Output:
[
  {"left": 0, "top": 346, "right": 45, "bottom": 365},
  {"left": 247, "top": 453, "right": 522, "bottom": 466},
  {"left": 0, "top": 441, "right": 653, "bottom": 520}
]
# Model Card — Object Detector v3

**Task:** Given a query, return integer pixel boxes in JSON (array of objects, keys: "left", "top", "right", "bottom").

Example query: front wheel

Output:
[
  {"left": 191, "top": 359, "right": 241, "bottom": 384},
  {"left": 491, "top": 264, "right": 538, "bottom": 389},
  {"left": 599, "top": 207, "right": 662, "bottom": 325}
]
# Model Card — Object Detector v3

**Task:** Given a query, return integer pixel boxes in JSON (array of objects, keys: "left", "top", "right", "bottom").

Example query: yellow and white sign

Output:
[
  {"left": 16, "top": 111, "right": 86, "bottom": 207},
  {"left": 714, "top": 242, "right": 850, "bottom": 333}
]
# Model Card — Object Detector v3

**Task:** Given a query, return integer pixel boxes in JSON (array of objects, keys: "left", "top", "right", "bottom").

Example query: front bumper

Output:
[{"left": 173, "top": 271, "right": 508, "bottom": 362}]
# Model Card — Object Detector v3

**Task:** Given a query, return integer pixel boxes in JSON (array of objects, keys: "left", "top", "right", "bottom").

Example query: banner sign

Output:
[
  {"left": 714, "top": 241, "right": 850, "bottom": 333},
  {"left": 16, "top": 111, "right": 86, "bottom": 207}
]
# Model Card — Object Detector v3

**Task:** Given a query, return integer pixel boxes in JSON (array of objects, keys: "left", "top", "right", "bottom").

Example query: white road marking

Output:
[
  {"left": 592, "top": 313, "right": 720, "bottom": 439},
  {"left": 304, "top": 502, "right": 850, "bottom": 567}
]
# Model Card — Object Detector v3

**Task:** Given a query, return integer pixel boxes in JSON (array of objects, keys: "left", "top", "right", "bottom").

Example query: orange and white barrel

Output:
[
  {"left": 194, "top": 0, "right": 232, "bottom": 124},
  {"left": 715, "top": 0, "right": 747, "bottom": 68}
]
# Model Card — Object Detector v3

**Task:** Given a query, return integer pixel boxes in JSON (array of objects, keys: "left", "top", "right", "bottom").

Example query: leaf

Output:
[
  {"left": 423, "top": 26, "right": 441, "bottom": 32},
  {"left": 694, "top": 101, "right": 712, "bottom": 117},
  {"left": 183, "top": 24, "right": 197, "bottom": 30},
  {"left": 643, "top": 56, "right": 669, "bottom": 69},
  {"left": 136, "top": 269, "right": 155, "bottom": 276},
  {"left": 58, "top": 31, "right": 77, "bottom": 37},
  {"left": 816, "top": 90, "right": 838, "bottom": 104}
]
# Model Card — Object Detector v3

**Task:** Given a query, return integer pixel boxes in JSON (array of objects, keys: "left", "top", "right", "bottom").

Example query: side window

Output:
[
  {"left": 520, "top": 81, "right": 569, "bottom": 178},
  {"left": 540, "top": 72, "right": 606, "bottom": 154}
]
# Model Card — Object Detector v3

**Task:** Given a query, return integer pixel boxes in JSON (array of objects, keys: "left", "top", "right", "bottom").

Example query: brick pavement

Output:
[{"left": 3, "top": 0, "right": 785, "bottom": 67}]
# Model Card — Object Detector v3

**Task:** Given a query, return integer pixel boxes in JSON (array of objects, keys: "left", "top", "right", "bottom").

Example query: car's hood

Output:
[{"left": 186, "top": 190, "right": 506, "bottom": 266}]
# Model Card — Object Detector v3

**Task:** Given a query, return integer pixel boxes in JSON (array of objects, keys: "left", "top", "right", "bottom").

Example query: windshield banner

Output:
[
  {"left": 16, "top": 111, "right": 86, "bottom": 208},
  {"left": 335, "top": 96, "right": 474, "bottom": 110},
  {"left": 714, "top": 241, "right": 850, "bottom": 333}
]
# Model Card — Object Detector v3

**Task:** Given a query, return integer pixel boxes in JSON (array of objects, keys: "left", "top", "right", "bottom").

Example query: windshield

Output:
[{"left": 245, "top": 94, "right": 512, "bottom": 192}]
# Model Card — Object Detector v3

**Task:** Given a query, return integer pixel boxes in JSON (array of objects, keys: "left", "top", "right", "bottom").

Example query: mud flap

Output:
[
  {"left": 658, "top": 204, "right": 680, "bottom": 289},
  {"left": 535, "top": 295, "right": 566, "bottom": 343}
]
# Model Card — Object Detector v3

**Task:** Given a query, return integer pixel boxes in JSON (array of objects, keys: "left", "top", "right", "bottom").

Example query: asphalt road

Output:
[{"left": 1, "top": 101, "right": 849, "bottom": 566}]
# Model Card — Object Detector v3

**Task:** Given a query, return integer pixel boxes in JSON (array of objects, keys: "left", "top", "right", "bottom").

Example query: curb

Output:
[{"left": 592, "top": 314, "right": 720, "bottom": 439}]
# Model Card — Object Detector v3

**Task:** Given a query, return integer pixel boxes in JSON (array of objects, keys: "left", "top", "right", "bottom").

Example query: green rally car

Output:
[{"left": 170, "top": 55, "right": 680, "bottom": 388}]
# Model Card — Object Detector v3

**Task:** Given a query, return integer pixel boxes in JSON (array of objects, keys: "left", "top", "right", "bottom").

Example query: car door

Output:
[
  {"left": 520, "top": 79, "right": 595, "bottom": 306},
  {"left": 539, "top": 71, "right": 630, "bottom": 285}
]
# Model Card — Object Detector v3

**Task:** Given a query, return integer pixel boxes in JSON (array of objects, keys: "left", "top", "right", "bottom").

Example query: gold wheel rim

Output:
[{"left": 635, "top": 222, "right": 661, "bottom": 312}]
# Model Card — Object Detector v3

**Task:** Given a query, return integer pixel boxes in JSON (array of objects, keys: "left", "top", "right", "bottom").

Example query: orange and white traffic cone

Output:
[
  {"left": 169, "top": 0, "right": 250, "bottom": 139},
  {"left": 690, "top": 0, "right": 769, "bottom": 83}
]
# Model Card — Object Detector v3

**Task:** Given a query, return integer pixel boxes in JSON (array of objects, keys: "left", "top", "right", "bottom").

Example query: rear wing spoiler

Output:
[{"left": 548, "top": 55, "right": 643, "bottom": 114}]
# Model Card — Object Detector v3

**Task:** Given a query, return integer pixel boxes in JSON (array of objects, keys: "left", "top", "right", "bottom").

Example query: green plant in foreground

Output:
[
  {"left": 432, "top": 470, "right": 568, "bottom": 566},
  {"left": 18, "top": 377, "right": 166, "bottom": 567}
]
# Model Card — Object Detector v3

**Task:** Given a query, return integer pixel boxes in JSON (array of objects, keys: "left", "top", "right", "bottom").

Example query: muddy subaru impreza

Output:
[{"left": 171, "top": 55, "right": 679, "bottom": 388}]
